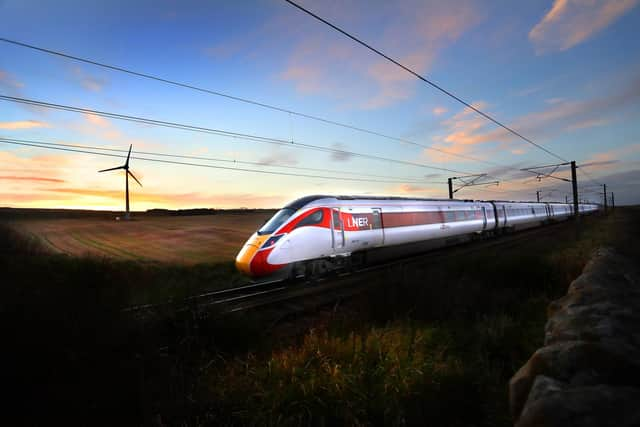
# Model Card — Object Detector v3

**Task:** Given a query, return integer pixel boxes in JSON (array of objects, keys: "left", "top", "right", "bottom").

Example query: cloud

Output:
[
  {"left": 579, "top": 143, "right": 640, "bottom": 172},
  {"left": 0, "top": 69, "right": 48, "bottom": 115},
  {"left": 514, "top": 84, "right": 545, "bottom": 97},
  {"left": 546, "top": 97, "right": 565, "bottom": 104},
  {"left": 329, "top": 143, "right": 353, "bottom": 162},
  {"left": 35, "top": 187, "right": 286, "bottom": 209},
  {"left": 592, "top": 168, "right": 640, "bottom": 205},
  {"left": 566, "top": 118, "right": 610, "bottom": 131},
  {"left": 423, "top": 173, "right": 443, "bottom": 179},
  {"left": 84, "top": 113, "right": 110, "bottom": 127},
  {"left": 78, "top": 113, "right": 123, "bottom": 140},
  {"left": 280, "top": 0, "right": 482, "bottom": 109},
  {"left": 424, "top": 73, "right": 640, "bottom": 163},
  {"left": 256, "top": 147, "right": 299, "bottom": 167},
  {"left": 529, "top": 0, "right": 639, "bottom": 54},
  {"left": 423, "top": 101, "right": 492, "bottom": 162},
  {"left": 71, "top": 66, "right": 108, "bottom": 92},
  {"left": 397, "top": 183, "right": 434, "bottom": 194},
  {"left": 0, "top": 120, "right": 50, "bottom": 130},
  {"left": 0, "top": 176, "right": 65, "bottom": 183},
  {"left": 432, "top": 107, "right": 448, "bottom": 116},
  {"left": 0, "top": 70, "right": 24, "bottom": 89}
]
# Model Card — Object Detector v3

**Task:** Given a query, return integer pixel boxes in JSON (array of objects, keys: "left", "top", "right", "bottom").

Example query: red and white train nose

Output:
[{"left": 235, "top": 233, "right": 286, "bottom": 277}]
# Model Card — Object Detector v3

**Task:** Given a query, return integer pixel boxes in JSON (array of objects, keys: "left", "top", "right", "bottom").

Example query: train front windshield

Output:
[{"left": 257, "top": 208, "right": 295, "bottom": 235}]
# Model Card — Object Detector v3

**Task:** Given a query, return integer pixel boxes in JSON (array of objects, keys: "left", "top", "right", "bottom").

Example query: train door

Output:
[
  {"left": 331, "top": 208, "right": 344, "bottom": 251},
  {"left": 502, "top": 206, "right": 508, "bottom": 227},
  {"left": 481, "top": 207, "right": 488, "bottom": 230},
  {"left": 342, "top": 206, "right": 384, "bottom": 252},
  {"left": 371, "top": 208, "right": 384, "bottom": 245}
]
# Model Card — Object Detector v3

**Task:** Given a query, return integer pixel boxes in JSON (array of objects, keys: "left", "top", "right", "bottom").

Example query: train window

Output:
[
  {"left": 455, "top": 211, "right": 466, "bottom": 221},
  {"left": 371, "top": 210, "right": 381, "bottom": 228},
  {"left": 445, "top": 211, "right": 456, "bottom": 222},
  {"left": 296, "top": 209, "right": 324, "bottom": 228},
  {"left": 258, "top": 208, "right": 295, "bottom": 235},
  {"left": 332, "top": 209, "right": 342, "bottom": 229}
]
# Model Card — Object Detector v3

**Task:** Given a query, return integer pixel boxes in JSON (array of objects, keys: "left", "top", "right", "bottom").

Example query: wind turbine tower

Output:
[{"left": 99, "top": 144, "right": 142, "bottom": 220}]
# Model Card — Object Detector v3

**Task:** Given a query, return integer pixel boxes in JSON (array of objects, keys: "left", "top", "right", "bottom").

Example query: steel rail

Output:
[
  {"left": 124, "top": 214, "right": 595, "bottom": 317},
  {"left": 220, "top": 219, "right": 582, "bottom": 315}
]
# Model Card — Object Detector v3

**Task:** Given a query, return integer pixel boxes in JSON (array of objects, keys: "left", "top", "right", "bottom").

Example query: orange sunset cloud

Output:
[
  {"left": 0, "top": 120, "right": 50, "bottom": 130},
  {"left": 530, "top": 0, "right": 639, "bottom": 54}
]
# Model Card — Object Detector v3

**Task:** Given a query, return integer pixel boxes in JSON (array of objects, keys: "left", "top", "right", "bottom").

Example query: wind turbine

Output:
[{"left": 99, "top": 144, "right": 142, "bottom": 220}]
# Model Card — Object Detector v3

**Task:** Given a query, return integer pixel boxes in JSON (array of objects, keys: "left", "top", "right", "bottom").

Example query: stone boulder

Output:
[
  {"left": 516, "top": 375, "right": 640, "bottom": 427},
  {"left": 510, "top": 248, "right": 640, "bottom": 425}
]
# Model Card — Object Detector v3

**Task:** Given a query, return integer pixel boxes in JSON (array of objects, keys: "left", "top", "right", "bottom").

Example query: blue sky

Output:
[{"left": 1, "top": 0, "right": 639, "bottom": 209}]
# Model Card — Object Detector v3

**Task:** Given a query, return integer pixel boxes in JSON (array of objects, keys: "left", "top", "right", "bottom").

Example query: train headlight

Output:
[{"left": 261, "top": 234, "right": 284, "bottom": 249}]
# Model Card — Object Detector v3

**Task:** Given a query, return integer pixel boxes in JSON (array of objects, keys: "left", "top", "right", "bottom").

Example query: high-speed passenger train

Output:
[{"left": 235, "top": 195, "right": 599, "bottom": 279}]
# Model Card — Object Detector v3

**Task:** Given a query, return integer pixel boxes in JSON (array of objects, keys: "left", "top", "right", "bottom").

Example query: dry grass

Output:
[{"left": 9, "top": 213, "right": 271, "bottom": 264}]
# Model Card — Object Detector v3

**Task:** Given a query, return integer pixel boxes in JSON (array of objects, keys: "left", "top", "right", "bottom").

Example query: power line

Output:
[
  {"left": 0, "top": 138, "right": 446, "bottom": 185},
  {"left": 282, "top": 0, "right": 569, "bottom": 163},
  {"left": 0, "top": 38, "right": 570, "bottom": 183},
  {"left": 0, "top": 94, "right": 481, "bottom": 176},
  {"left": 0, "top": 137, "right": 442, "bottom": 184},
  {"left": 0, "top": 36, "right": 499, "bottom": 168},
  {"left": 577, "top": 167, "right": 602, "bottom": 186}
]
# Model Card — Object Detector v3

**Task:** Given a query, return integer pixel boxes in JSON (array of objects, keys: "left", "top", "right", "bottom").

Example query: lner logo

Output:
[{"left": 347, "top": 216, "right": 369, "bottom": 228}]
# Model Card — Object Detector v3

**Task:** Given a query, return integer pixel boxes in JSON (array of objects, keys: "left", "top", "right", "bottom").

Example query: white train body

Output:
[{"left": 235, "top": 195, "right": 599, "bottom": 278}]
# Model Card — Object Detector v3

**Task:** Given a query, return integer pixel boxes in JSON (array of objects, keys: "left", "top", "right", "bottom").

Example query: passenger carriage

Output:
[{"left": 235, "top": 195, "right": 599, "bottom": 279}]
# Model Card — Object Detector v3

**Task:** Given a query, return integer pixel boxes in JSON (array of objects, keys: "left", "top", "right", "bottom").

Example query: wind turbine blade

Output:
[
  {"left": 125, "top": 144, "right": 132, "bottom": 167},
  {"left": 128, "top": 170, "right": 142, "bottom": 187},
  {"left": 98, "top": 165, "right": 125, "bottom": 173}
]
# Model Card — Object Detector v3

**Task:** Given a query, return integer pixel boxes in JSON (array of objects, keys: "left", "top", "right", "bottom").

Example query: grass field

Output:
[
  {"left": 9, "top": 212, "right": 272, "bottom": 264},
  {"left": 2, "top": 208, "right": 638, "bottom": 425}
]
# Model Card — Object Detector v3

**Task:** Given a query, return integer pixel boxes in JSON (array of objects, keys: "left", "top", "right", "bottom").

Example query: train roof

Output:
[
  {"left": 282, "top": 195, "right": 597, "bottom": 210},
  {"left": 283, "top": 195, "right": 470, "bottom": 210}
]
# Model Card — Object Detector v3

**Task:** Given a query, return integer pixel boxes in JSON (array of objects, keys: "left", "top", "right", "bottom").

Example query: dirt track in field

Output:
[{"left": 11, "top": 213, "right": 272, "bottom": 264}]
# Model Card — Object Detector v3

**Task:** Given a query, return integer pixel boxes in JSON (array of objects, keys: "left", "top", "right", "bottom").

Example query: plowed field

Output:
[{"left": 10, "top": 213, "right": 272, "bottom": 264}]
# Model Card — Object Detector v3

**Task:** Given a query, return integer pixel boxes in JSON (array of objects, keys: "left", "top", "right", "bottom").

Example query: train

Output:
[{"left": 235, "top": 195, "right": 599, "bottom": 279}]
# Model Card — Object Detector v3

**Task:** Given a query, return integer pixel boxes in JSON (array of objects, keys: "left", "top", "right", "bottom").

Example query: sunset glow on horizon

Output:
[{"left": 1, "top": 0, "right": 639, "bottom": 211}]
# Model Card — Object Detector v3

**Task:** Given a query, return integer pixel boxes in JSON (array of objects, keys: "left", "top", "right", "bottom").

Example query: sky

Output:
[{"left": 1, "top": 0, "right": 639, "bottom": 210}]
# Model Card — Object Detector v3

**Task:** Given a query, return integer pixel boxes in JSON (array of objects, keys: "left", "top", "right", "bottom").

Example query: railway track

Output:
[{"left": 124, "top": 218, "right": 584, "bottom": 319}]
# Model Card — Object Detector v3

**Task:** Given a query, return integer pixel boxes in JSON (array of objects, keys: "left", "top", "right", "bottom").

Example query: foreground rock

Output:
[{"left": 509, "top": 247, "right": 640, "bottom": 427}]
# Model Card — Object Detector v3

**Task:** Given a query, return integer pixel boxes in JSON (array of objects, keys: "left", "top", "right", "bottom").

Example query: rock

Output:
[
  {"left": 545, "top": 302, "right": 640, "bottom": 349},
  {"left": 509, "top": 248, "right": 640, "bottom": 424},
  {"left": 509, "top": 341, "right": 640, "bottom": 420},
  {"left": 516, "top": 375, "right": 640, "bottom": 427}
]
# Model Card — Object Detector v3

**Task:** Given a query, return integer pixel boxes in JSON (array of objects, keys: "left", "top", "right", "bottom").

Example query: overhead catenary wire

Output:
[
  {"left": 0, "top": 37, "right": 501, "bottom": 168},
  {"left": 577, "top": 167, "right": 603, "bottom": 186},
  {"left": 0, "top": 137, "right": 442, "bottom": 183},
  {"left": 282, "top": 0, "right": 570, "bottom": 164},
  {"left": 0, "top": 39, "right": 605, "bottom": 188},
  {"left": 0, "top": 38, "right": 586, "bottom": 184},
  {"left": 0, "top": 138, "right": 442, "bottom": 185},
  {"left": 0, "top": 94, "right": 477, "bottom": 176},
  {"left": 3, "top": 138, "right": 575, "bottom": 201}
]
